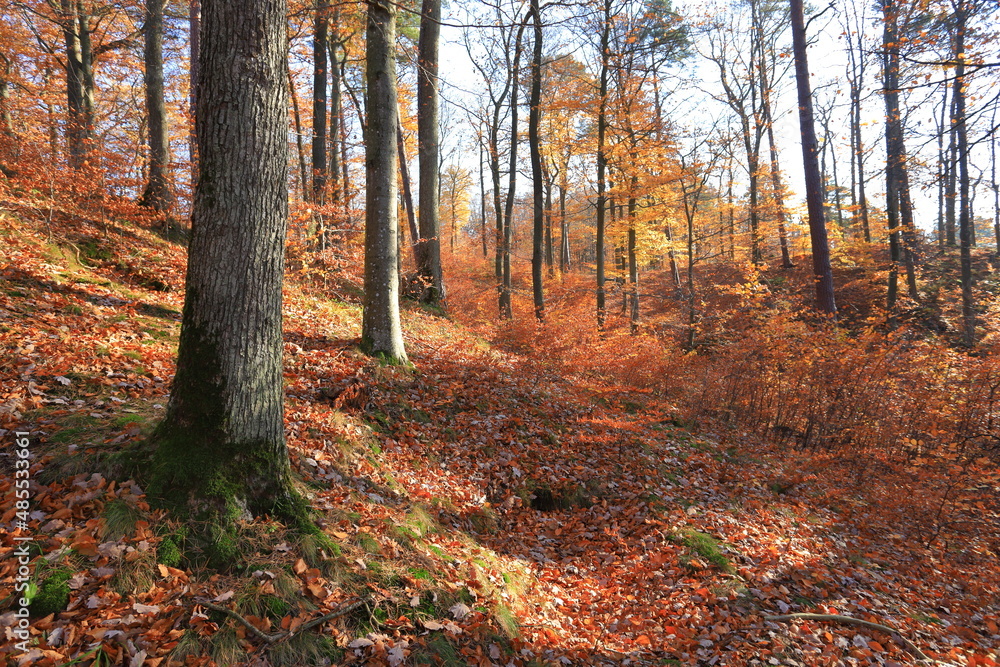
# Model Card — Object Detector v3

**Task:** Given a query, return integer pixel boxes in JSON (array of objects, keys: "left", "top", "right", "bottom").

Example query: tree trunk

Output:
[
  {"left": 790, "top": 0, "right": 836, "bottom": 316},
  {"left": 416, "top": 0, "right": 444, "bottom": 303},
  {"left": 881, "top": 0, "right": 919, "bottom": 304},
  {"left": 312, "top": 0, "right": 328, "bottom": 244},
  {"left": 500, "top": 21, "right": 526, "bottom": 321},
  {"left": 140, "top": 0, "right": 173, "bottom": 213},
  {"left": 288, "top": 66, "right": 309, "bottom": 201},
  {"left": 991, "top": 103, "right": 999, "bottom": 257},
  {"left": 544, "top": 162, "right": 555, "bottom": 277},
  {"left": 326, "top": 18, "right": 342, "bottom": 240},
  {"left": 479, "top": 138, "right": 488, "bottom": 259},
  {"left": 628, "top": 188, "right": 639, "bottom": 334},
  {"left": 528, "top": 0, "right": 544, "bottom": 322},
  {"left": 479, "top": 137, "right": 488, "bottom": 258},
  {"left": 945, "top": 80, "right": 958, "bottom": 246},
  {"left": 595, "top": 0, "right": 610, "bottom": 328},
  {"left": 953, "top": 0, "right": 974, "bottom": 346},
  {"left": 559, "top": 178, "right": 569, "bottom": 272},
  {"left": 189, "top": 0, "right": 200, "bottom": 184},
  {"left": 396, "top": 112, "right": 419, "bottom": 264},
  {"left": 62, "top": 0, "right": 89, "bottom": 169},
  {"left": 362, "top": 0, "right": 407, "bottom": 362},
  {"left": 151, "top": 0, "right": 298, "bottom": 546},
  {"left": 758, "top": 27, "right": 792, "bottom": 269}
]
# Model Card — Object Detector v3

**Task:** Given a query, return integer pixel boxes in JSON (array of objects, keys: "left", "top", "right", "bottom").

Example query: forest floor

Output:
[{"left": 1, "top": 200, "right": 999, "bottom": 667}]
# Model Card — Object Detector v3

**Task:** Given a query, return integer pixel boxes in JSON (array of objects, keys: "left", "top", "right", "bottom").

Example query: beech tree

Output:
[
  {"left": 149, "top": 0, "right": 300, "bottom": 543},
  {"left": 361, "top": 0, "right": 408, "bottom": 363},
  {"left": 790, "top": 0, "right": 836, "bottom": 316},
  {"left": 139, "top": 0, "right": 172, "bottom": 213},
  {"left": 415, "top": 0, "right": 445, "bottom": 303}
]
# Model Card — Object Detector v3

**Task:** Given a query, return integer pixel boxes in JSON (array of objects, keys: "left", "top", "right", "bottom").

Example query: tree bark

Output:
[
  {"left": 312, "top": 0, "right": 328, "bottom": 245},
  {"left": 416, "top": 0, "right": 444, "bottom": 303},
  {"left": 396, "top": 112, "right": 419, "bottom": 264},
  {"left": 881, "top": 0, "right": 919, "bottom": 306},
  {"left": 62, "top": 0, "right": 90, "bottom": 169},
  {"left": 953, "top": 0, "right": 974, "bottom": 346},
  {"left": 140, "top": 0, "right": 173, "bottom": 213},
  {"left": 151, "top": 0, "right": 297, "bottom": 541},
  {"left": 595, "top": 0, "right": 610, "bottom": 328},
  {"left": 528, "top": 0, "right": 545, "bottom": 322},
  {"left": 362, "top": 0, "right": 407, "bottom": 363},
  {"left": 790, "top": 0, "right": 836, "bottom": 316},
  {"left": 188, "top": 0, "right": 200, "bottom": 184}
]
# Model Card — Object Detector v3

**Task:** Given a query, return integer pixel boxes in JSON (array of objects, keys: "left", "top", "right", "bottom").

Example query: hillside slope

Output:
[{"left": 1, "top": 202, "right": 998, "bottom": 666}]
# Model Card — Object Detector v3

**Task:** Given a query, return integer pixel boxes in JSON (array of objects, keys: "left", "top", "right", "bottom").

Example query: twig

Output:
[
  {"left": 197, "top": 597, "right": 365, "bottom": 644},
  {"left": 764, "top": 613, "right": 931, "bottom": 663}
]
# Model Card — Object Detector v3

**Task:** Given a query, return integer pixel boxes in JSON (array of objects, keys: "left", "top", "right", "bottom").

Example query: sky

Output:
[{"left": 434, "top": 0, "right": 1000, "bottom": 239}]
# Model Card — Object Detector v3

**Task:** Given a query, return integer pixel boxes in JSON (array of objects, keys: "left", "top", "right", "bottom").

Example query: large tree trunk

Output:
[
  {"left": 140, "top": 0, "right": 173, "bottom": 212},
  {"left": 362, "top": 0, "right": 407, "bottom": 363},
  {"left": 416, "top": 0, "right": 444, "bottom": 302},
  {"left": 790, "top": 0, "right": 836, "bottom": 316},
  {"left": 528, "top": 0, "right": 544, "bottom": 322},
  {"left": 151, "top": 0, "right": 297, "bottom": 544}
]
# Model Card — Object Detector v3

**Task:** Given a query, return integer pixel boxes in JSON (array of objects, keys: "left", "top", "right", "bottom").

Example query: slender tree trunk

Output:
[
  {"left": 846, "top": 9, "right": 870, "bottom": 242},
  {"left": 759, "top": 34, "right": 792, "bottom": 268},
  {"left": 189, "top": 0, "right": 200, "bottom": 185},
  {"left": 416, "top": 0, "right": 444, "bottom": 302},
  {"left": 362, "top": 0, "right": 407, "bottom": 363},
  {"left": 953, "top": 0, "right": 974, "bottom": 346},
  {"left": 396, "top": 113, "right": 419, "bottom": 264},
  {"left": 543, "top": 160, "right": 555, "bottom": 276},
  {"left": 881, "top": 0, "right": 919, "bottom": 303},
  {"left": 500, "top": 22, "right": 526, "bottom": 321},
  {"left": 528, "top": 0, "right": 544, "bottom": 322},
  {"left": 77, "top": 1, "right": 95, "bottom": 161},
  {"left": 140, "top": 0, "right": 173, "bottom": 213},
  {"left": 327, "top": 16, "right": 342, "bottom": 241},
  {"left": 595, "top": 0, "right": 610, "bottom": 328},
  {"left": 311, "top": 0, "right": 328, "bottom": 247},
  {"left": 764, "top": 103, "right": 792, "bottom": 268},
  {"left": 479, "top": 138, "right": 488, "bottom": 259},
  {"left": 151, "top": 0, "right": 297, "bottom": 535},
  {"left": 936, "top": 83, "right": 947, "bottom": 248},
  {"left": 727, "top": 159, "right": 736, "bottom": 259},
  {"left": 991, "top": 104, "right": 999, "bottom": 257},
  {"left": 628, "top": 186, "right": 639, "bottom": 333},
  {"left": 559, "top": 176, "right": 569, "bottom": 272},
  {"left": 946, "top": 79, "right": 958, "bottom": 246},
  {"left": 790, "top": 0, "right": 836, "bottom": 316},
  {"left": 288, "top": 66, "right": 309, "bottom": 201}
]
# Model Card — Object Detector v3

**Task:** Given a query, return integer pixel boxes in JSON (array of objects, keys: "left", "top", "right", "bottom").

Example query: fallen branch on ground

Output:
[
  {"left": 197, "top": 596, "right": 366, "bottom": 644},
  {"left": 764, "top": 612, "right": 931, "bottom": 663}
]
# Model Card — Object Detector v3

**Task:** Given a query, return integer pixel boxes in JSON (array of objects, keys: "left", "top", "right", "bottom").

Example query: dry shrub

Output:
[{"left": 446, "top": 248, "right": 1000, "bottom": 468}]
